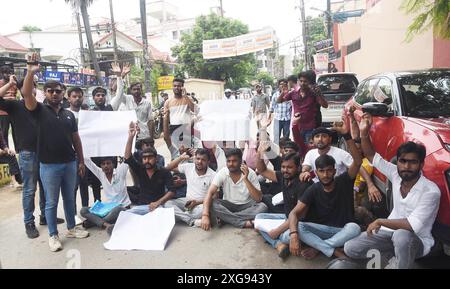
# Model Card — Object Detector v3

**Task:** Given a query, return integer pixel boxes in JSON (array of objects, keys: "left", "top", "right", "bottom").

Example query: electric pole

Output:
[
  {"left": 109, "top": 0, "right": 119, "bottom": 62},
  {"left": 219, "top": 0, "right": 224, "bottom": 17},
  {"left": 140, "top": 0, "right": 151, "bottom": 96},
  {"left": 299, "top": 0, "right": 308, "bottom": 70},
  {"left": 326, "top": 0, "right": 332, "bottom": 39}
]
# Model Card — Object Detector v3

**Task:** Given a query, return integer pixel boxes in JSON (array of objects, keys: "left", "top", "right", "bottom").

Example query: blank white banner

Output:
[
  {"left": 78, "top": 110, "right": 137, "bottom": 157},
  {"left": 195, "top": 100, "right": 252, "bottom": 141}
]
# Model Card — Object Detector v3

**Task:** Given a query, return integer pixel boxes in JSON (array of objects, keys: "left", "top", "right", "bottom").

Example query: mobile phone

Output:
[{"left": 294, "top": 113, "right": 301, "bottom": 118}]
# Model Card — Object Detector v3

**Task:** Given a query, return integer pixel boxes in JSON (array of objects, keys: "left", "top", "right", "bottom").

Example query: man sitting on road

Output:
[
  {"left": 284, "top": 121, "right": 362, "bottom": 260},
  {"left": 255, "top": 141, "right": 312, "bottom": 259},
  {"left": 80, "top": 156, "right": 131, "bottom": 232},
  {"left": 300, "top": 127, "right": 353, "bottom": 183},
  {"left": 201, "top": 149, "right": 268, "bottom": 230},
  {"left": 165, "top": 148, "right": 216, "bottom": 227},
  {"left": 344, "top": 113, "right": 441, "bottom": 269}
]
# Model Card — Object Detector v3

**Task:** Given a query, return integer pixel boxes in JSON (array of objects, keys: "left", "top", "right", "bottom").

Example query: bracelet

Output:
[
  {"left": 342, "top": 133, "right": 352, "bottom": 141},
  {"left": 289, "top": 231, "right": 298, "bottom": 236},
  {"left": 202, "top": 214, "right": 209, "bottom": 217}
]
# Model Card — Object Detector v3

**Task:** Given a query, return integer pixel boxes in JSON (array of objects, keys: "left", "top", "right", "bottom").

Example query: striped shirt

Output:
[{"left": 270, "top": 91, "right": 292, "bottom": 121}]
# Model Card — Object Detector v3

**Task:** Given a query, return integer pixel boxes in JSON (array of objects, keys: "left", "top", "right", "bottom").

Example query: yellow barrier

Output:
[{"left": 0, "top": 164, "right": 11, "bottom": 186}]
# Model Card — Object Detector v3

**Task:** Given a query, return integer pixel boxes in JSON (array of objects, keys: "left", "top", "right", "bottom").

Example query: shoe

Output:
[
  {"left": 25, "top": 223, "right": 39, "bottom": 239},
  {"left": 192, "top": 219, "right": 202, "bottom": 228},
  {"left": 276, "top": 243, "right": 290, "bottom": 259},
  {"left": 66, "top": 227, "right": 89, "bottom": 239},
  {"left": 74, "top": 215, "right": 83, "bottom": 226},
  {"left": 82, "top": 220, "right": 95, "bottom": 229},
  {"left": 49, "top": 235, "right": 63, "bottom": 252},
  {"left": 39, "top": 215, "right": 65, "bottom": 226}
]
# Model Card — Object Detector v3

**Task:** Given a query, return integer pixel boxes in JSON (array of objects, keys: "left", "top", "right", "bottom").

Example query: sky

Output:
[{"left": 0, "top": 0, "right": 326, "bottom": 54}]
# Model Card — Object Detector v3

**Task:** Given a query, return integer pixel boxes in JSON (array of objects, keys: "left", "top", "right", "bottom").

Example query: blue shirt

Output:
[{"left": 270, "top": 91, "right": 292, "bottom": 121}]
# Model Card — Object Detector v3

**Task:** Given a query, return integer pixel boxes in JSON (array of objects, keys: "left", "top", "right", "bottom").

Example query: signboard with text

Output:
[{"left": 157, "top": 76, "right": 175, "bottom": 91}]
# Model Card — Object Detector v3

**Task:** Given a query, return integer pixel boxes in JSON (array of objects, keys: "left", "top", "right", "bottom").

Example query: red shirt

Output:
[{"left": 282, "top": 87, "right": 318, "bottom": 130}]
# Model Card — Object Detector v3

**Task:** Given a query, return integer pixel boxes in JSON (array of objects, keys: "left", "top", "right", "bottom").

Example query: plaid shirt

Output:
[{"left": 270, "top": 91, "right": 292, "bottom": 121}]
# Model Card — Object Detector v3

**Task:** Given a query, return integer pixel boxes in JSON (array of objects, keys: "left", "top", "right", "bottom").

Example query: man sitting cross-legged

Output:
[
  {"left": 164, "top": 148, "right": 216, "bottom": 227},
  {"left": 284, "top": 121, "right": 362, "bottom": 260},
  {"left": 255, "top": 141, "right": 312, "bottom": 259},
  {"left": 201, "top": 149, "right": 268, "bottom": 230}
]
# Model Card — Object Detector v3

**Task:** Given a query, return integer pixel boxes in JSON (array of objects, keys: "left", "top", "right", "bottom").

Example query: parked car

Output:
[
  {"left": 317, "top": 73, "right": 359, "bottom": 127},
  {"left": 340, "top": 69, "right": 450, "bottom": 253}
]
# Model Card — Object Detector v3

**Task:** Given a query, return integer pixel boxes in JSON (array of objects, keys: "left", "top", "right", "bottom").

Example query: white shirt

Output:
[
  {"left": 223, "top": 95, "right": 236, "bottom": 100},
  {"left": 68, "top": 109, "right": 79, "bottom": 121},
  {"left": 84, "top": 158, "right": 131, "bottom": 207},
  {"left": 303, "top": 146, "right": 353, "bottom": 183},
  {"left": 372, "top": 153, "right": 441, "bottom": 256},
  {"left": 212, "top": 167, "right": 261, "bottom": 205},
  {"left": 178, "top": 163, "right": 216, "bottom": 201},
  {"left": 112, "top": 78, "right": 153, "bottom": 140}
]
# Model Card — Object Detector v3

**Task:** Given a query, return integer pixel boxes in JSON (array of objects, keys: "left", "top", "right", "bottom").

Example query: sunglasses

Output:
[{"left": 46, "top": 89, "right": 63, "bottom": 94}]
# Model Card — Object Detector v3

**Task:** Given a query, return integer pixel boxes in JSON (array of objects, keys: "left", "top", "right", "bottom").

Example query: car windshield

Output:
[
  {"left": 318, "top": 75, "right": 358, "bottom": 102},
  {"left": 399, "top": 72, "right": 450, "bottom": 118}
]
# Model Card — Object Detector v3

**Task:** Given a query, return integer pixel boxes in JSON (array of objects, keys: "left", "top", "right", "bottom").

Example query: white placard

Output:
[
  {"left": 78, "top": 111, "right": 137, "bottom": 157},
  {"left": 104, "top": 208, "right": 175, "bottom": 251}
]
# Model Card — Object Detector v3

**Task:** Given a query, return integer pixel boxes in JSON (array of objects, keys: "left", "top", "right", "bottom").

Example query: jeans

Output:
[
  {"left": 40, "top": 161, "right": 78, "bottom": 237},
  {"left": 280, "top": 222, "right": 361, "bottom": 257},
  {"left": 80, "top": 206, "right": 126, "bottom": 228},
  {"left": 344, "top": 230, "right": 424, "bottom": 269},
  {"left": 300, "top": 129, "right": 314, "bottom": 145},
  {"left": 165, "top": 198, "right": 204, "bottom": 226},
  {"left": 255, "top": 213, "right": 287, "bottom": 248},
  {"left": 18, "top": 151, "right": 40, "bottom": 224},
  {"left": 74, "top": 159, "right": 89, "bottom": 214},
  {"left": 273, "top": 119, "right": 291, "bottom": 144}
]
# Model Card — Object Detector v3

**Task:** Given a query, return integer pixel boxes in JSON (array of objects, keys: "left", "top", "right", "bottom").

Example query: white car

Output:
[{"left": 317, "top": 73, "right": 359, "bottom": 126}]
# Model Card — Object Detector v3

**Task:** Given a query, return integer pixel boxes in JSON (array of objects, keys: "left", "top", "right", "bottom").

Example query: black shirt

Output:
[
  {"left": 300, "top": 172, "right": 355, "bottom": 228},
  {"left": 125, "top": 156, "right": 175, "bottom": 204},
  {"left": 275, "top": 171, "right": 312, "bottom": 217},
  {"left": 92, "top": 104, "right": 113, "bottom": 111},
  {"left": 31, "top": 103, "right": 78, "bottom": 164},
  {"left": 0, "top": 98, "right": 38, "bottom": 152}
]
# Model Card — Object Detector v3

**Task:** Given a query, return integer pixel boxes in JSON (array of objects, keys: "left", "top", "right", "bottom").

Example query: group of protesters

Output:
[{"left": 0, "top": 53, "right": 441, "bottom": 269}]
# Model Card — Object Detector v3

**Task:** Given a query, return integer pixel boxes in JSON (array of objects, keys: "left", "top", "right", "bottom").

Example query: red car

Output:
[{"left": 341, "top": 69, "right": 450, "bottom": 252}]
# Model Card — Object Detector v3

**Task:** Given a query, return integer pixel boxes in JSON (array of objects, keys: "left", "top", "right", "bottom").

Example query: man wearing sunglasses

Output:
[
  {"left": 344, "top": 113, "right": 441, "bottom": 269},
  {"left": 22, "top": 53, "right": 89, "bottom": 252}
]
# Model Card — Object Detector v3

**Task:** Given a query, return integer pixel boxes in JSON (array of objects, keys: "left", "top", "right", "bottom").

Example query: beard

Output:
[
  {"left": 398, "top": 169, "right": 420, "bottom": 182},
  {"left": 144, "top": 163, "right": 154, "bottom": 170},
  {"left": 319, "top": 178, "right": 334, "bottom": 187},
  {"left": 316, "top": 143, "right": 328, "bottom": 150}
]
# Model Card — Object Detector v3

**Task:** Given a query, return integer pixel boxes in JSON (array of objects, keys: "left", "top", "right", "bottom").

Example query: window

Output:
[
  {"left": 172, "top": 31, "right": 179, "bottom": 40},
  {"left": 355, "top": 79, "right": 379, "bottom": 105}
]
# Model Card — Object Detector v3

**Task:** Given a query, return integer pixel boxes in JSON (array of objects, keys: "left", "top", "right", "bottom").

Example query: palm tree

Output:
[
  {"left": 21, "top": 25, "right": 42, "bottom": 50},
  {"left": 65, "top": 0, "right": 104, "bottom": 85},
  {"left": 402, "top": 0, "right": 450, "bottom": 41}
]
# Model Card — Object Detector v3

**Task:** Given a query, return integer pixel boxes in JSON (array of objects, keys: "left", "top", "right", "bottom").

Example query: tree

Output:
[
  {"left": 402, "top": 0, "right": 450, "bottom": 40},
  {"left": 307, "top": 16, "right": 328, "bottom": 55},
  {"left": 65, "top": 0, "right": 104, "bottom": 86},
  {"left": 21, "top": 25, "right": 42, "bottom": 49},
  {"left": 255, "top": 71, "right": 275, "bottom": 87},
  {"left": 172, "top": 13, "right": 257, "bottom": 89}
]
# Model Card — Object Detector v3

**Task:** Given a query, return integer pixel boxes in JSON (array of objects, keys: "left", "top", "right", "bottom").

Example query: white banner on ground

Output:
[
  {"left": 104, "top": 208, "right": 175, "bottom": 251},
  {"left": 195, "top": 100, "right": 252, "bottom": 141},
  {"left": 78, "top": 111, "right": 137, "bottom": 157},
  {"left": 203, "top": 28, "right": 274, "bottom": 59}
]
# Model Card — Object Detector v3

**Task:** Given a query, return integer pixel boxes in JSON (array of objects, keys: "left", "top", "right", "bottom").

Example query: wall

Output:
[
  {"left": 433, "top": 37, "right": 450, "bottom": 68},
  {"left": 338, "top": 0, "right": 434, "bottom": 79},
  {"left": 184, "top": 79, "right": 225, "bottom": 103}
]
